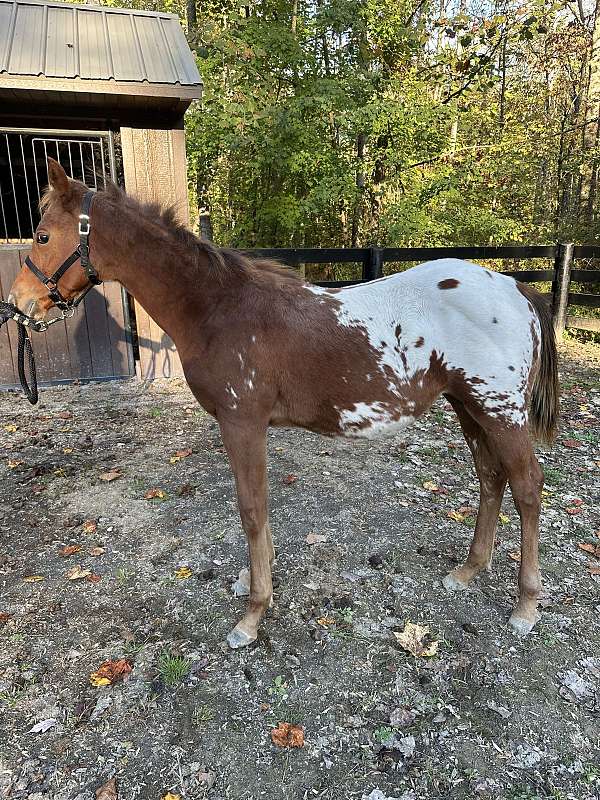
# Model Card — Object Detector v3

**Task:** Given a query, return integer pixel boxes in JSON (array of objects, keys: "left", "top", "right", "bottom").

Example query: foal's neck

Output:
[{"left": 94, "top": 195, "right": 214, "bottom": 346}]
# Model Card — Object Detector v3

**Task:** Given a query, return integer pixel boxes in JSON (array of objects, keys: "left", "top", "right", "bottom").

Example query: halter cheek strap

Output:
[{"left": 24, "top": 190, "right": 102, "bottom": 311}]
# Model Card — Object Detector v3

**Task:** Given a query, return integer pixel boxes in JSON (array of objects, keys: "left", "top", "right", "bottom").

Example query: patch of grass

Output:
[
  {"left": 419, "top": 446, "right": 443, "bottom": 462},
  {"left": 543, "top": 466, "right": 564, "bottom": 485},
  {"left": 581, "top": 762, "right": 600, "bottom": 785},
  {"left": 0, "top": 687, "right": 25, "bottom": 707},
  {"left": 193, "top": 704, "right": 215, "bottom": 725},
  {"left": 336, "top": 607, "right": 355, "bottom": 625},
  {"left": 267, "top": 675, "right": 289, "bottom": 703},
  {"left": 372, "top": 725, "right": 395, "bottom": 744},
  {"left": 572, "top": 430, "right": 598, "bottom": 444},
  {"left": 130, "top": 477, "right": 146, "bottom": 492},
  {"left": 268, "top": 700, "right": 305, "bottom": 724},
  {"left": 157, "top": 651, "right": 190, "bottom": 686},
  {"left": 123, "top": 640, "right": 146, "bottom": 658},
  {"left": 115, "top": 567, "right": 131, "bottom": 584},
  {"left": 504, "top": 790, "right": 538, "bottom": 800}
]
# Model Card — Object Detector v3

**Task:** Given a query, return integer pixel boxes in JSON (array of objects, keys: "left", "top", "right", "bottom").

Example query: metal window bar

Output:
[{"left": 0, "top": 130, "right": 112, "bottom": 243}]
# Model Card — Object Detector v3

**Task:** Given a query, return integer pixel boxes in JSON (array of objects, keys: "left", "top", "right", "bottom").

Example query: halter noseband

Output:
[{"left": 24, "top": 190, "right": 102, "bottom": 313}]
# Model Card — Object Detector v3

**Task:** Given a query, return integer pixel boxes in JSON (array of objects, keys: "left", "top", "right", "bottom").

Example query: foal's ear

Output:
[{"left": 47, "top": 158, "right": 72, "bottom": 203}]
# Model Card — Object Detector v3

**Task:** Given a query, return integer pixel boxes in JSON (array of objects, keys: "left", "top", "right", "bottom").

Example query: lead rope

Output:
[
  {"left": 17, "top": 322, "right": 38, "bottom": 404},
  {"left": 0, "top": 300, "right": 47, "bottom": 405}
]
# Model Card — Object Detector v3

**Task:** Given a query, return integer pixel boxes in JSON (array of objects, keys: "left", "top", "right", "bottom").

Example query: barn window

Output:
[{"left": 0, "top": 129, "right": 116, "bottom": 243}]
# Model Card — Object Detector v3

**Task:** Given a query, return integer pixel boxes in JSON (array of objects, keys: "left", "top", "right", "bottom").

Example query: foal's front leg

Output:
[{"left": 220, "top": 420, "right": 272, "bottom": 649}]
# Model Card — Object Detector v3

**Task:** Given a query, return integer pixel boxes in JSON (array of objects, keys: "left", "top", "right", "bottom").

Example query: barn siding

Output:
[{"left": 121, "top": 122, "right": 187, "bottom": 379}]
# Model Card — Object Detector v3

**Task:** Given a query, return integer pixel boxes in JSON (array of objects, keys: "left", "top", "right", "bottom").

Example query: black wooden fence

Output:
[{"left": 247, "top": 243, "right": 600, "bottom": 337}]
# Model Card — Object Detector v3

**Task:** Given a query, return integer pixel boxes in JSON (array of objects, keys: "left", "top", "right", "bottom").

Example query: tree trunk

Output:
[{"left": 187, "top": 0, "right": 197, "bottom": 34}]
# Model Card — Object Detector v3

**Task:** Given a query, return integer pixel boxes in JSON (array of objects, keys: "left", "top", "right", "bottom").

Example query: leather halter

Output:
[{"left": 24, "top": 190, "right": 102, "bottom": 311}]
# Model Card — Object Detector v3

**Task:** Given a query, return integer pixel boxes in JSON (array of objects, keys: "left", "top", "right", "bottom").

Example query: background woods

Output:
[
  {"left": 184, "top": 0, "right": 600, "bottom": 250},
  {"left": 77, "top": 0, "right": 600, "bottom": 250}
]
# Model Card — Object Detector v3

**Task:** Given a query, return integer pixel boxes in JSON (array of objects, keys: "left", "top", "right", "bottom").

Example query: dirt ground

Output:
[{"left": 0, "top": 339, "right": 599, "bottom": 800}]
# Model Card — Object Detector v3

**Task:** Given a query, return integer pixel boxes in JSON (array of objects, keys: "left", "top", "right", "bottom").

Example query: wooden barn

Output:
[{"left": 0, "top": 0, "right": 202, "bottom": 387}]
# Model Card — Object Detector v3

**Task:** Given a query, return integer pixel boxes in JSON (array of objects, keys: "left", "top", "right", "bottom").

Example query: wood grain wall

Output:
[{"left": 120, "top": 122, "right": 188, "bottom": 379}]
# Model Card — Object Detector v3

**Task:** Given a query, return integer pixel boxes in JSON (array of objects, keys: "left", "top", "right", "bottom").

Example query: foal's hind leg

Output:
[
  {"left": 486, "top": 430, "right": 544, "bottom": 634},
  {"left": 443, "top": 397, "right": 507, "bottom": 590},
  {"left": 220, "top": 421, "right": 273, "bottom": 649}
]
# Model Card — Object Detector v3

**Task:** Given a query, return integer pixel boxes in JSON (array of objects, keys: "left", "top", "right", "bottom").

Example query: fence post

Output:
[
  {"left": 552, "top": 242, "right": 574, "bottom": 338},
  {"left": 363, "top": 246, "right": 384, "bottom": 281}
]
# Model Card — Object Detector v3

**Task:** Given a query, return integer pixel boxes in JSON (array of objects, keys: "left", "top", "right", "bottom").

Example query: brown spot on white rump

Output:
[{"left": 438, "top": 278, "right": 460, "bottom": 290}]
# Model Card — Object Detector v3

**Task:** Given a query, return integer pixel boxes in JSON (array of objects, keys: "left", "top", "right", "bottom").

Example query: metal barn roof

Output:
[{"left": 0, "top": 0, "right": 202, "bottom": 99}]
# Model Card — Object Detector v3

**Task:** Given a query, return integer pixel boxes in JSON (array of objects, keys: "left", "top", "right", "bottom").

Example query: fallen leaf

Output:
[
  {"left": 561, "top": 439, "right": 582, "bottom": 449},
  {"left": 283, "top": 474, "right": 298, "bottom": 485},
  {"left": 90, "top": 659, "right": 132, "bottom": 687},
  {"left": 7, "top": 459, "right": 22, "bottom": 468},
  {"left": 28, "top": 718, "right": 57, "bottom": 734},
  {"left": 499, "top": 513, "right": 510, "bottom": 525},
  {"left": 0, "top": 612, "right": 11, "bottom": 624},
  {"left": 394, "top": 621, "right": 439, "bottom": 657},
  {"left": 89, "top": 547, "right": 105, "bottom": 557},
  {"left": 144, "top": 488, "right": 166, "bottom": 500},
  {"left": 56, "top": 411, "right": 72, "bottom": 419},
  {"left": 447, "top": 510, "right": 465, "bottom": 522},
  {"left": 3, "top": 424, "right": 18, "bottom": 432},
  {"left": 578, "top": 543, "right": 600, "bottom": 558},
  {"left": 63, "top": 447, "right": 73, "bottom": 454},
  {"left": 162, "top": 794, "right": 181, "bottom": 800},
  {"left": 316, "top": 616, "right": 335, "bottom": 627},
  {"left": 169, "top": 449, "right": 192, "bottom": 463},
  {"left": 83, "top": 520, "right": 98, "bottom": 534},
  {"left": 271, "top": 722, "right": 305, "bottom": 748},
  {"left": 95, "top": 777, "right": 118, "bottom": 800},
  {"left": 99, "top": 470, "right": 121, "bottom": 482},
  {"left": 508, "top": 551, "right": 521, "bottom": 562},
  {"left": 59, "top": 545, "right": 81, "bottom": 557},
  {"left": 66, "top": 565, "right": 92, "bottom": 581},
  {"left": 588, "top": 565, "right": 600, "bottom": 576},
  {"left": 566, "top": 507, "right": 583, "bottom": 516},
  {"left": 422, "top": 480, "right": 438, "bottom": 491},
  {"left": 305, "top": 532, "right": 328, "bottom": 545},
  {"left": 87, "top": 573, "right": 102, "bottom": 583},
  {"left": 23, "top": 575, "right": 44, "bottom": 583},
  {"left": 174, "top": 566, "right": 193, "bottom": 579},
  {"left": 177, "top": 483, "right": 195, "bottom": 497}
]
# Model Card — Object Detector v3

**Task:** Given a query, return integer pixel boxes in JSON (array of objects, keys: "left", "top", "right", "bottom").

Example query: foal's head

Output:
[{"left": 8, "top": 159, "right": 90, "bottom": 320}]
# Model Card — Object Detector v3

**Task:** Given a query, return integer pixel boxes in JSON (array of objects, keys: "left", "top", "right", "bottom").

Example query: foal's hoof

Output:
[
  {"left": 508, "top": 613, "right": 540, "bottom": 636},
  {"left": 442, "top": 571, "right": 469, "bottom": 592},
  {"left": 226, "top": 625, "right": 256, "bottom": 650}
]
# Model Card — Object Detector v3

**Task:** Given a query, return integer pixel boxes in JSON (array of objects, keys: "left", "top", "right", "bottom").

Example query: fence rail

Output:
[{"left": 246, "top": 243, "right": 600, "bottom": 335}]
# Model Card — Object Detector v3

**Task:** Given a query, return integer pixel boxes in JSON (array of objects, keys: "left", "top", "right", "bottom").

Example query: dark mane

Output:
[{"left": 104, "top": 183, "right": 302, "bottom": 287}]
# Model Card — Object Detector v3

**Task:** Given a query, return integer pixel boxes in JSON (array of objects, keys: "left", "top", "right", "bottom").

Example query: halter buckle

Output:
[{"left": 78, "top": 214, "right": 91, "bottom": 236}]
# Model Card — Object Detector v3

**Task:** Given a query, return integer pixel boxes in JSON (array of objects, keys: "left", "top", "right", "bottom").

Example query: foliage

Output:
[
  {"left": 77, "top": 0, "right": 600, "bottom": 250},
  {"left": 183, "top": 0, "right": 600, "bottom": 249}
]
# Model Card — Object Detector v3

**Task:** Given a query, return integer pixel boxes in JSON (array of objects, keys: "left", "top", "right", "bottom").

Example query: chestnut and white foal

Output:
[{"left": 9, "top": 160, "right": 558, "bottom": 648}]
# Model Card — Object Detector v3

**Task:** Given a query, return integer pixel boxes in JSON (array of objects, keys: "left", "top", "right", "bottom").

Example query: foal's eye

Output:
[{"left": 36, "top": 232, "right": 50, "bottom": 245}]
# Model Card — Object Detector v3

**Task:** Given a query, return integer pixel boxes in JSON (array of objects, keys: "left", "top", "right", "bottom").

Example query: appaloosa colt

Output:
[{"left": 8, "top": 160, "right": 558, "bottom": 648}]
